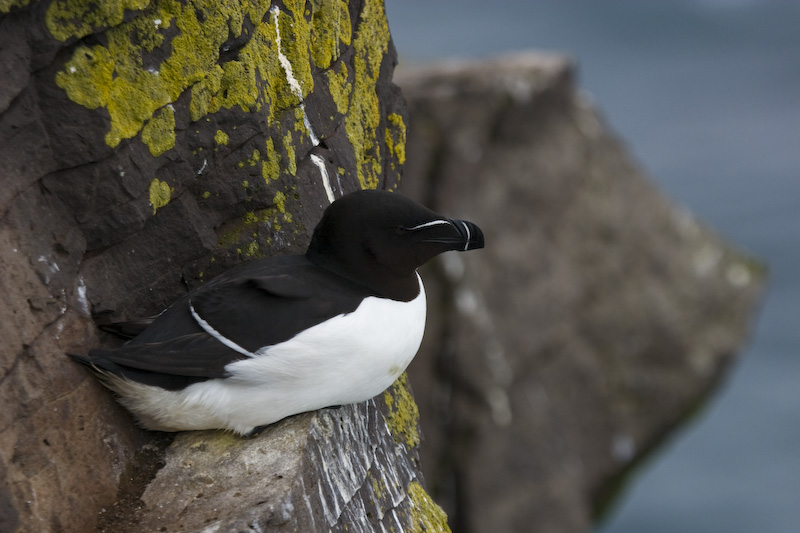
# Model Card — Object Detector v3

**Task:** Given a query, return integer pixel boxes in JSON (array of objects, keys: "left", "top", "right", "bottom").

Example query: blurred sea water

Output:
[{"left": 385, "top": 1, "right": 800, "bottom": 531}]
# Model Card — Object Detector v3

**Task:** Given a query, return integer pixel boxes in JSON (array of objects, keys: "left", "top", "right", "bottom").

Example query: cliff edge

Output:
[{"left": 0, "top": 1, "right": 445, "bottom": 531}]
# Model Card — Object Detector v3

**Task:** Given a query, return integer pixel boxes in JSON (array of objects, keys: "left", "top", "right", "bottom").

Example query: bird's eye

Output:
[{"left": 395, "top": 226, "right": 408, "bottom": 236}]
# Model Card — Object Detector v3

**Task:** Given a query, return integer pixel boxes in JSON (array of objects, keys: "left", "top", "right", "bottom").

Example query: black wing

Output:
[
  {"left": 188, "top": 262, "right": 373, "bottom": 352},
  {"left": 80, "top": 255, "right": 374, "bottom": 388},
  {"left": 77, "top": 334, "right": 237, "bottom": 389}
]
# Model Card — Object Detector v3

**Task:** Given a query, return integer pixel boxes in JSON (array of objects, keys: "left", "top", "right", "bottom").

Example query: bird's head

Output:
[{"left": 306, "top": 190, "right": 484, "bottom": 299}]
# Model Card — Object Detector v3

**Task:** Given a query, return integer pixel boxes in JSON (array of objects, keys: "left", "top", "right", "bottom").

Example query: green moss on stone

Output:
[
  {"left": 382, "top": 373, "right": 420, "bottom": 449},
  {"left": 407, "top": 481, "right": 451, "bottom": 533},
  {"left": 148, "top": 178, "right": 171, "bottom": 214},
  {"left": 141, "top": 105, "right": 176, "bottom": 156}
]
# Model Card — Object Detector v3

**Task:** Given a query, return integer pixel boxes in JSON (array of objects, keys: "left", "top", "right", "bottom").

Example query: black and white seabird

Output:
[{"left": 71, "top": 190, "right": 484, "bottom": 435}]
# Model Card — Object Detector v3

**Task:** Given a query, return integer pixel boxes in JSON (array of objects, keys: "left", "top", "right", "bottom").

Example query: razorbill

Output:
[{"left": 71, "top": 189, "right": 484, "bottom": 436}]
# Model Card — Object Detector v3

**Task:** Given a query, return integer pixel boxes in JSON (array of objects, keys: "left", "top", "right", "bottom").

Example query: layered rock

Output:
[
  {"left": 97, "top": 380, "right": 446, "bottom": 532},
  {"left": 396, "top": 53, "right": 764, "bottom": 533},
  {"left": 0, "top": 1, "right": 446, "bottom": 531}
]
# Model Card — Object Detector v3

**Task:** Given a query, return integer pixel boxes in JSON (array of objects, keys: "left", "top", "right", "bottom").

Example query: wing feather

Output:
[{"left": 80, "top": 256, "right": 375, "bottom": 388}]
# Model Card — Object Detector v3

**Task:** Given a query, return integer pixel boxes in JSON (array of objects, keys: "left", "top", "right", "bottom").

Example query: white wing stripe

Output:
[{"left": 189, "top": 303, "right": 255, "bottom": 357}]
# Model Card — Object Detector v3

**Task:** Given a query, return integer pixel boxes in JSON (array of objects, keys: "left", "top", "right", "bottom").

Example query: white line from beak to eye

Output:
[
  {"left": 407, "top": 220, "right": 452, "bottom": 231},
  {"left": 190, "top": 303, "right": 255, "bottom": 358},
  {"left": 461, "top": 221, "right": 471, "bottom": 251}
]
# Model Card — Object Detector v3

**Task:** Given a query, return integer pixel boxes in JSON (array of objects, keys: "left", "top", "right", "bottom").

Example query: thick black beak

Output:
[{"left": 450, "top": 219, "right": 485, "bottom": 251}]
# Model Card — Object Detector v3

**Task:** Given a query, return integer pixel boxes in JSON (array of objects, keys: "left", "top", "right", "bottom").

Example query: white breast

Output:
[{"left": 111, "top": 275, "right": 427, "bottom": 435}]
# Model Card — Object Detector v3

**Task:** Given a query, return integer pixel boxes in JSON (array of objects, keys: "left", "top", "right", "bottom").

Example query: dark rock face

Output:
[
  {"left": 0, "top": 1, "right": 447, "bottom": 531},
  {"left": 396, "top": 53, "right": 764, "bottom": 533}
]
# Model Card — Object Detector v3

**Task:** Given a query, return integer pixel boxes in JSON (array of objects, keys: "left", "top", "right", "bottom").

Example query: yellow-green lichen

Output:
[
  {"left": 346, "top": 0, "right": 390, "bottom": 190},
  {"left": 261, "top": 138, "right": 281, "bottom": 183},
  {"left": 0, "top": 0, "right": 33, "bottom": 14},
  {"left": 385, "top": 112, "right": 407, "bottom": 166},
  {"left": 273, "top": 191, "right": 287, "bottom": 214},
  {"left": 274, "top": 0, "right": 314, "bottom": 98},
  {"left": 201, "top": 191, "right": 211, "bottom": 199},
  {"left": 282, "top": 130, "right": 297, "bottom": 176},
  {"left": 45, "top": 0, "right": 150, "bottom": 41},
  {"left": 189, "top": 63, "right": 224, "bottom": 122},
  {"left": 326, "top": 60, "right": 351, "bottom": 115},
  {"left": 244, "top": 148, "right": 261, "bottom": 167},
  {"left": 52, "top": 0, "right": 320, "bottom": 155},
  {"left": 293, "top": 105, "right": 309, "bottom": 136},
  {"left": 309, "top": 0, "right": 351, "bottom": 69},
  {"left": 141, "top": 105, "right": 176, "bottom": 156},
  {"left": 383, "top": 373, "right": 420, "bottom": 449},
  {"left": 53, "top": 0, "right": 223, "bottom": 148},
  {"left": 148, "top": 178, "right": 171, "bottom": 214},
  {"left": 371, "top": 476, "right": 385, "bottom": 500},
  {"left": 242, "top": 211, "right": 260, "bottom": 225},
  {"left": 407, "top": 481, "right": 451, "bottom": 533},
  {"left": 243, "top": 240, "right": 261, "bottom": 258},
  {"left": 183, "top": 428, "right": 241, "bottom": 453},
  {"left": 214, "top": 129, "right": 229, "bottom": 146},
  {"left": 219, "top": 204, "right": 292, "bottom": 252}
]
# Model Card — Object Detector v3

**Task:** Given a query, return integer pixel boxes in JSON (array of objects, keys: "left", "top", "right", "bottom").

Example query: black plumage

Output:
[{"left": 71, "top": 190, "right": 484, "bottom": 392}]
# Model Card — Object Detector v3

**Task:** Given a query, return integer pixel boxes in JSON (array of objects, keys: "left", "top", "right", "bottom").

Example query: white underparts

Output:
[{"left": 109, "top": 275, "right": 428, "bottom": 435}]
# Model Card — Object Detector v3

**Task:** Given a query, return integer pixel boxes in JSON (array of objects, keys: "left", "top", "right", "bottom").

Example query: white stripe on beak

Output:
[{"left": 406, "top": 219, "right": 452, "bottom": 231}]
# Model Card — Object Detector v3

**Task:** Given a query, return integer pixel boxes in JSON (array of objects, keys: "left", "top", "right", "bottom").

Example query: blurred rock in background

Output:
[{"left": 396, "top": 52, "right": 764, "bottom": 533}]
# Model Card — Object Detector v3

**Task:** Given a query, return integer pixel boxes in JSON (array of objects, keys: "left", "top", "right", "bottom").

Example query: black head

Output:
[{"left": 306, "top": 190, "right": 484, "bottom": 300}]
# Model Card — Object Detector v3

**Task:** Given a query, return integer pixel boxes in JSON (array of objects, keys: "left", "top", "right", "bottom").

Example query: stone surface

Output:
[
  {"left": 99, "top": 380, "right": 447, "bottom": 533},
  {"left": 396, "top": 52, "right": 765, "bottom": 533},
  {"left": 0, "top": 1, "right": 448, "bottom": 532}
]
